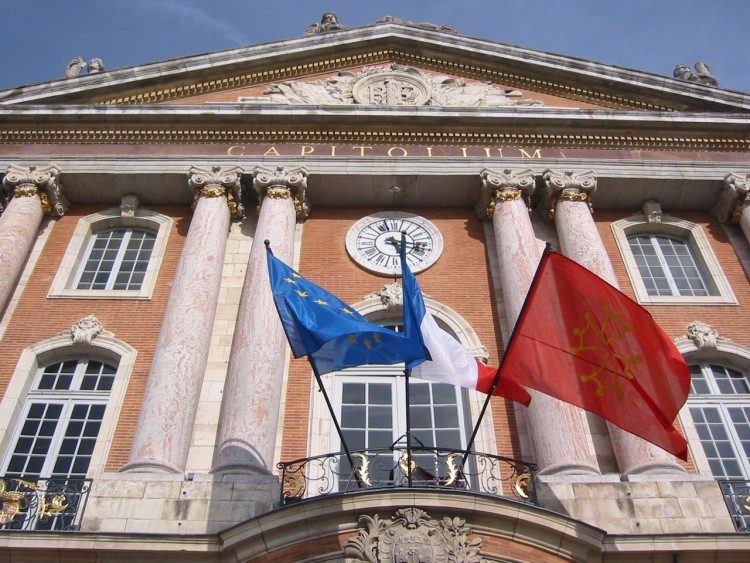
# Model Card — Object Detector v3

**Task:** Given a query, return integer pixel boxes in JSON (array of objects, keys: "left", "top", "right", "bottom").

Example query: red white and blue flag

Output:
[{"left": 400, "top": 237, "right": 531, "bottom": 405}]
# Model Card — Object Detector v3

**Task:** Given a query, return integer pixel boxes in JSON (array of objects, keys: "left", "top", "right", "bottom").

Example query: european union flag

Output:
[{"left": 267, "top": 250, "right": 427, "bottom": 376}]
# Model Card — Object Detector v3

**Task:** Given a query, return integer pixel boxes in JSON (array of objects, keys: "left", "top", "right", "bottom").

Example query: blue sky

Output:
[{"left": 1, "top": 0, "right": 748, "bottom": 94}]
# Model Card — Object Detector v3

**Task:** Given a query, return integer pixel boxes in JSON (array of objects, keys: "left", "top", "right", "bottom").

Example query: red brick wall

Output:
[{"left": 0, "top": 204, "right": 189, "bottom": 471}]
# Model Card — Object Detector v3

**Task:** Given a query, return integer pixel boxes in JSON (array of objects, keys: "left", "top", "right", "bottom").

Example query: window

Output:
[
  {"left": 74, "top": 228, "right": 156, "bottom": 291},
  {"left": 688, "top": 363, "right": 750, "bottom": 480},
  {"left": 628, "top": 234, "right": 712, "bottom": 297},
  {"left": 49, "top": 207, "right": 172, "bottom": 299},
  {"left": 2, "top": 358, "right": 116, "bottom": 480},
  {"left": 612, "top": 209, "right": 736, "bottom": 305}
]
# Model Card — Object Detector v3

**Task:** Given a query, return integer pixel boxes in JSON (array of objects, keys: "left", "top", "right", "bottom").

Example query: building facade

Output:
[{"left": 0, "top": 13, "right": 749, "bottom": 562}]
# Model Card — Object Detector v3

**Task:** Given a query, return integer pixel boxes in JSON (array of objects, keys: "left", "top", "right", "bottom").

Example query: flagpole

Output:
[
  {"left": 399, "top": 232, "right": 414, "bottom": 488},
  {"left": 461, "top": 242, "right": 551, "bottom": 467}
]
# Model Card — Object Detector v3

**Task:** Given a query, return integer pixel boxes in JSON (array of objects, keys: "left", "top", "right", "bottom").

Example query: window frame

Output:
[
  {"left": 612, "top": 212, "right": 736, "bottom": 305},
  {"left": 49, "top": 208, "right": 173, "bottom": 300}
]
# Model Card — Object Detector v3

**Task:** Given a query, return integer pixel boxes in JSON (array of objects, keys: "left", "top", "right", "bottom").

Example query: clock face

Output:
[{"left": 345, "top": 212, "right": 444, "bottom": 276}]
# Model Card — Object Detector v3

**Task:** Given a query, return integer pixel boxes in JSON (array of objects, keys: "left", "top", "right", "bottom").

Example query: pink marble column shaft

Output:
[
  {"left": 125, "top": 166, "right": 241, "bottom": 473},
  {"left": 0, "top": 165, "right": 63, "bottom": 315},
  {"left": 212, "top": 166, "right": 308, "bottom": 475},
  {"left": 482, "top": 169, "right": 599, "bottom": 475},
  {"left": 546, "top": 169, "right": 684, "bottom": 475}
]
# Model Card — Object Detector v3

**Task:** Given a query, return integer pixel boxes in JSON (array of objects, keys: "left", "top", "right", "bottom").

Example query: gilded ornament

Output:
[
  {"left": 187, "top": 165, "right": 244, "bottom": 218},
  {"left": 2, "top": 164, "right": 67, "bottom": 216},
  {"left": 478, "top": 168, "right": 535, "bottom": 219},
  {"left": 267, "top": 186, "right": 292, "bottom": 199},
  {"left": 514, "top": 472, "right": 532, "bottom": 499},
  {"left": 354, "top": 453, "right": 372, "bottom": 487}
]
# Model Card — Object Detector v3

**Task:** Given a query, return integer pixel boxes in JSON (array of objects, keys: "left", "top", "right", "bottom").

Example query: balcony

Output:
[
  {"left": 277, "top": 447, "right": 537, "bottom": 506},
  {"left": 718, "top": 479, "right": 750, "bottom": 532},
  {"left": 0, "top": 477, "right": 92, "bottom": 531}
]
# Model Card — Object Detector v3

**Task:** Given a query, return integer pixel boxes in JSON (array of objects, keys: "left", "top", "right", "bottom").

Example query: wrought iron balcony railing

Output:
[
  {"left": 277, "top": 447, "right": 537, "bottom": 506},
  {"left": 718, "top": 479, "right": 750, "bottom": 532},
  {"left": 0, "top": 477, "right": 92, "bottom": 531}
]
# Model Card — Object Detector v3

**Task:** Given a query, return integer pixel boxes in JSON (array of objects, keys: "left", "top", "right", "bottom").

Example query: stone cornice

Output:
[{"left": 0, "top": 24, "right": 747, "bottom": 112}]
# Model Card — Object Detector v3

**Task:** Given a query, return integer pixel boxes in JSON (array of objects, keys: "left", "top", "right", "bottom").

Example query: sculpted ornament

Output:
[
  {"left": 241, "top": 64, "right": 543, "bottom": 108},
  {"left": 642, "top": 200, "right": 662, "bottom": 223},
  {"left": 253, "top": 165, "right": 310, "bottom": 219},
  {"left": 714, "top": 172, "right": 750, "bottom": 224},
  {"left": 187, "top": 165, "right": 244, "bottom": 218},
  {"left": 543, "top": 169, "right": 597, "bottom": 219},
  {"left": 58, "top": 315, "right": 110, "bottom": 345},
  {"left": 477, "top": 168, "right": 536, "bottom": 218},
  {"left": 673, "top": 62, "right": 718, "bottom": 87},
  {"left": 2, "top": 164, "right": 68, "bottom": 216},
  {"left": 344, "top": 507, "right": 485, "bottom": 563},
  {"left": 680, "top": 320, "right": 730, "bottom": 351}
]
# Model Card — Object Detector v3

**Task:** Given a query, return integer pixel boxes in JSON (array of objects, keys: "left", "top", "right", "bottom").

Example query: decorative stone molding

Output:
[
  {"left": 366, "top": 283, "right": 404, "bottom": 308},
  {"left": 542, "top": 169, "right": 597, "bottom": 219},
  {"left": 120, "top": 195, "right": 140, "bottom": 218},
  {"left": 673, "top": 62, "right": 718, "bottom": 87},
  {"left": 642, "top": 200, "right": 662, "bottom": 223},
  {"left": 344, "top": 507, "right": 484, "bottom": 562},
  {"left": 2, "top": 164, "right": 68, "bottom": 216},
  {"left": 58, "top": 315, "right": 112, "bottom": 345},
  {"left": 253, "top": 165, "right": 310, "bottom": 219},
  {"left": 477, "top": 168, "right": 536, "bottom": 219},
  {"left": 187, "top": 165, "right": 244, "bottom": 218},
  {"left": 240, "top": 64, "right": 543, "bottom": 108},
  {"left": 675, "top": 320, "right": 731, "bottom": 352},
  {"left": 713, "top": 172, "right": 750, "bottom": 224}
]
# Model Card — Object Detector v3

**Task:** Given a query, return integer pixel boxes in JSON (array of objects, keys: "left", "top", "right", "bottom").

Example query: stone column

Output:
[
  {"left": 124, "top": 166, "right": 243, "bottom": 473},
  {"left": 212, "top": 165, "right": 308, "bottom": 475},
  {"left": 479, "top": 168, "right": 599, "bottom": 475},
  {"left": 544, "top": 169, "right": 685, "bottom": 475},
  {"left": 0, "top": 165, "right": 66, "bottom": 314},
  {"left": 715, "top": 172, "right": 750, "bottom": 241}
]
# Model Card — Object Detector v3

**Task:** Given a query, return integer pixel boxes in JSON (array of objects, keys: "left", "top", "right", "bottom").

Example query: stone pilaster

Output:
[
  {"left": 0, "top": 164, "right": 66, "bottom": 314},
  {"left": 124, "top": 165, "right": 242, "bottom": 473},
  {"left": 544, "top": 169, "right": 685, "bottom": 475},
  {"left": 212, "top": 165, "right": 308, "bottom": 475}
]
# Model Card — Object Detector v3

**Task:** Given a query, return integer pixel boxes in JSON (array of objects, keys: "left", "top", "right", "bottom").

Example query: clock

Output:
[{"left": 345, "top": 211, "right": 444, "bottom": 276}]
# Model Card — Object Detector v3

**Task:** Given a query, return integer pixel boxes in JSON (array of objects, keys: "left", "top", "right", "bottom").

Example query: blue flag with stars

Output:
[{"left": 267, "top": 251, "right": 427, "bottom": 376}]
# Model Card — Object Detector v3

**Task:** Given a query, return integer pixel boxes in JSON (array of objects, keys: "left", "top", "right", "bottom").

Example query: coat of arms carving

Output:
[{"left": 344, "top": 507, "right": 485, "bottom": 563}]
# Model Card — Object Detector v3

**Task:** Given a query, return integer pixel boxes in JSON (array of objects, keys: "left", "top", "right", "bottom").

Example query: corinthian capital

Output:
[
  {"left": 542, "top": 169, "right": 597, "bottom": 219},
  {"left": 476, "top": 168, "right": 536, "bottom": 219},
  {"left": 713, "top": 172, "right": 750, "bottom": 223},
  {"left": 3, "top": 164, "right": 68, "bottom": 216},
  {"left": 253, "top": 165, "right": 310, "bottom": 219},
  {"left": 187, "top": 165, "right": 244, "bottom": 218}
]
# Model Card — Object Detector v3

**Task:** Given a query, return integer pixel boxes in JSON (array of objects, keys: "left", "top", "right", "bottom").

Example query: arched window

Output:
[
  {"left": 612, "top": 204, "right": 735, "bottom": 305},
  {"left": 688, "top": 362, "right": 750, "bottom": 479},
  {"left": 628, "top": 234, "right": 712, "bottom": 297},
  {"left": 2, "top": 357, "right": 117, "bottom": 480}
]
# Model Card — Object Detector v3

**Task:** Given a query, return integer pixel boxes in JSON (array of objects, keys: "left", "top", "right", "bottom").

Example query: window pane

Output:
[{"left": 76, "top": 228, "right": 155, "bottom": 290}]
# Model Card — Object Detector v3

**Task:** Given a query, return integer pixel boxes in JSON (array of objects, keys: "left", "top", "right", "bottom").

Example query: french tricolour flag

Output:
[{"left": 400, "top": 240, "right": 531, "bottom": 406}]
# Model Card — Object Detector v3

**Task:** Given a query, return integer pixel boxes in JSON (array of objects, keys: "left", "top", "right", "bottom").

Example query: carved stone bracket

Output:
[
  {"left": 253, "top": 165, "right": 310, "bottom": 219},
  {"left": 675, "top": 320, "right": 731, "bottom": 352},
  {"left": 344, "top": 507, "right": 484, "bottom": 562},
  {"left": 477, "top": 168, "right": 536, "bottom": 219},
  {"left": 542, "top": 169, "right": 597, "bottom": 220},
  {"left": 58, "top": 315, "right": 111, "bottom": 345},
  {"left": 642, "top": 200, "right": 662, "bottom": 224},
  {"left": 120, "top": 195, "right": 140, "bottom": 218},
  {"left": 713, "top": 172, "right": 750, "bottom": 224},
  {"left": 187, "top": 165, "right": 244, "bottom": 218},
  {"left": 2, "top": 164, "right": 68, "bottom": 217}
]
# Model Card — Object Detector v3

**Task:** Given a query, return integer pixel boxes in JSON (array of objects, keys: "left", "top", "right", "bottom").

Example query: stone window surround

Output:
[
  {"left": 48, "top": 208, "right": 173, "bottom": 300},
  {"left": 308, "top": 294, "right": 499, "bottom": 482},
  {"left": 612, "top": 212, "right": 737, "bottom": 305},
  {"left": 0, "top": 331, "right": 136, "bottom": 480},
  {"left": 675, "top": 335, "right": 750, "bottom": 477}
]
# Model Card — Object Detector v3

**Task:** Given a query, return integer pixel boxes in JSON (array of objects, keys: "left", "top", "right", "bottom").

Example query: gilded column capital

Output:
[
  {"left": 542, "top": 169, "right": 597, "bottom": 219},
  {"left": 477, "top": 168, "right": 536, "bottom": 219},
  {"left": 713, "top": 172, "right": 750, "bottom": 223},
  {"left": 2, "top": 164, "right": 68, "bottom": 216},
  {"left": 187, "top": 165, "right": 244, "bottom": 218},
  {"left": 253, "top": 165, "right": 310, "bottom": 219}
]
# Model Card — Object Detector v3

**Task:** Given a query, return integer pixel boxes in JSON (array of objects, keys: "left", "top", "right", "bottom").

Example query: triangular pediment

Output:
[{"left": 1, "top": 22, "right": 747, "bottom": 113}]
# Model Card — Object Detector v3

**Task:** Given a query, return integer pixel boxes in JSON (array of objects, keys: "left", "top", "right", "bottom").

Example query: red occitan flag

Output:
[{"left": 500, "top": 251, "right": 691, "bottom": 460}]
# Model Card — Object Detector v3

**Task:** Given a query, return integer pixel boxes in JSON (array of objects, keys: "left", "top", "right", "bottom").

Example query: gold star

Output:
[
  {"left": 314, "top": 299, "right": 329, "bottom": 306},
  {"left": 363, "top": 338, "right": 373, "bottom": 349},
  {"left": 372, "top": 333, "right": 381, "bottom": 344},
  {"left": 341, "top": 307, "right": 355, "bottom": 316},
  {"left": 348, "top": 334, "right": 358, "bottom": 344},
  {"left": 283, "top": 276, "right": 296, "bottom": 285},
  {"left": 295, "top": 290, "right": 308, "bottom": 297},
  {"left": 291, "top": 272, "right": 302, "bottom": 278}
]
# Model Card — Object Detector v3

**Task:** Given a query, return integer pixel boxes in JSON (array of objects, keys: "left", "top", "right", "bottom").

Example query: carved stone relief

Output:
[
  {"left": 58, "top": 315, "right": 111, "bottom": 345},
  {"left": 344, "top": 507, "right": 485, "bottom": 563},
  {"left": 675, "top": 320, "right": 731, "bottom": 352},
  {"left": 239, "top": 64, "right": 543, "bottom": 108}
]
